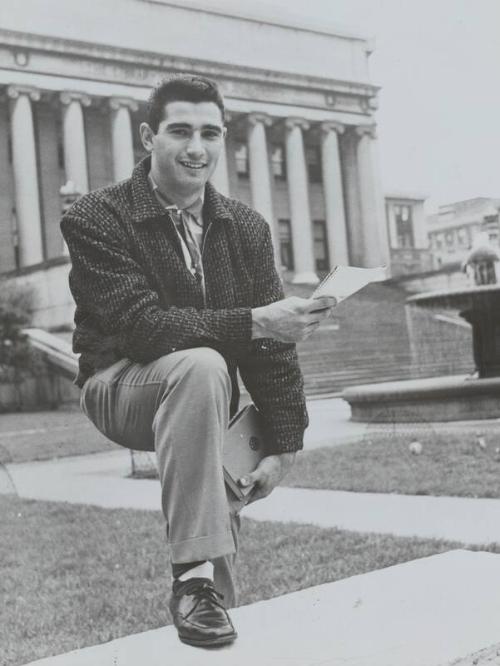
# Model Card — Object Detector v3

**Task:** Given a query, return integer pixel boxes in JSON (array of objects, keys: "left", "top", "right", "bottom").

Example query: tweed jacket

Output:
[{"left": 61, "top": 157, "right": 308, "bottom": 454}]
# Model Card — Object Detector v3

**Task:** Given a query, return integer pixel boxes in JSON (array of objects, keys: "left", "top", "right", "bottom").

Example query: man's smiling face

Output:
[{"left": 142, "top": 100, "right": 225, "bottom": 199}]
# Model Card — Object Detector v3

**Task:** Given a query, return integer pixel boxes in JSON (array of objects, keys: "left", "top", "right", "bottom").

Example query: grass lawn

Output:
[
  {"left": 286, "top": 430, "right": 500, "bottom": 498},
  {"left": 2, "top": 495, "right": 500, "bottom": 666},
  {"left": 0, "top": 407, "right": 117, "bottom": 465}
]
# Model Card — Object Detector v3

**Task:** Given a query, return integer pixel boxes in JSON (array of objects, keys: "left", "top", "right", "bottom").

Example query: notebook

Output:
[{"left": 223, "top": 404, "right": 268, "bottom": 501}]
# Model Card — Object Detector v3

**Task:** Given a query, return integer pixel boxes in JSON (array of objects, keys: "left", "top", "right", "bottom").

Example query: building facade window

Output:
[
  {"left": 11, "top": 209, "right": 20, "bottom": 270},
  {"left": 313, "top": 219, "right": 329, "bottom": 271},
  {"left": 271, "top": 144, "right": 286, "bottom": 180},
  {"left": 306, "top": 146, "right": 322, "bottom": 183},
  {"left": 278, "top": 218, "right": 294, "bottom": 270},
  {"left": 57, "top": 139, "right": 65, "bottom": 170},
  {"left": 394, "top": 204, "right": 414, "bottom": 248},
  {"left": 484, "top": 215, "right": 500, "bottom": 245},
  {"left": 457, "top": 227, "right": 469, "bottom": 247},
  {"left": 235, "top": 142, "right": 249, "bottom": 178}
]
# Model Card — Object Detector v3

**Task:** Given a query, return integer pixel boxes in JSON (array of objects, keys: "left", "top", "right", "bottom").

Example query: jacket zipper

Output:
[
  {"left": 166, "top": 209, "right": 202, "bottom": 283},
  {"left": 166, "top": 210, "right": 212, "bottom": 308},
  {"left": 200, "top": 221, "right": 214, "bottom": 307}
]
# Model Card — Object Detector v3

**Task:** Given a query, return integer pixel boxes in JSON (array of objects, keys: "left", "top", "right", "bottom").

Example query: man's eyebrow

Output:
[
  {"left": 202, "top": 124, "right": 224, "bottom": 133},
  {"left": 165, "top": 122, "right": 223, "bottom": 133}
]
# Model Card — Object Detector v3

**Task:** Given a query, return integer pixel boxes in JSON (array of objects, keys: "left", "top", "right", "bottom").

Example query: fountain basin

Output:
[
  {"left": 342, "top": 374, "right": 500, "bottom": 423},
  {"left": 342, "top": 283, "right": 500, "bottom": 423},
  {"left": 407, "top": 285, "right": 500, "bottom": 378},
  {"left": 406, "top": 283, "right": 500, "bottom": 309}
]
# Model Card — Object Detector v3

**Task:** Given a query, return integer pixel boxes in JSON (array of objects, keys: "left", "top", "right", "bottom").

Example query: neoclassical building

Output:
[{"left": 0, "top": 0, "right": 390, "bottom": 328}]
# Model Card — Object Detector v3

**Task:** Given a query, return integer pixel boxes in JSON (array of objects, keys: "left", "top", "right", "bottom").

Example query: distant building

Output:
[
  {"left": 427, "top": 198, "right": 500, "bottom": 267},
  {"left": 384, "top": 193, "right": 435, "bottom": 275}
]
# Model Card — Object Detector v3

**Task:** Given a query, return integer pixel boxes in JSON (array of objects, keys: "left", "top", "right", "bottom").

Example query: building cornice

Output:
[
  {"left": 0, "top": 28, "right": 379, "bottom": 100},
  {"left": 386, "top": 192, "right": 427, "bottom": 202}
]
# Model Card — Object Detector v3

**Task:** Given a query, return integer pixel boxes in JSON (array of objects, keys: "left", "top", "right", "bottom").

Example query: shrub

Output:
[{"left": 0, "top": 281, "right": 44, "bottom": 384}]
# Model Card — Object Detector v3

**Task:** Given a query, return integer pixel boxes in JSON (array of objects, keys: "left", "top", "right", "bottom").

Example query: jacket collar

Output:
[{"left": 131, "top": 156, "right": 232, "bottom": 224}]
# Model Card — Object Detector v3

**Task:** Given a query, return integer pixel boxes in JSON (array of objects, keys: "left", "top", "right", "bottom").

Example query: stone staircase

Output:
[{"left": 288, "top": 281, "right": 473, "bottom": 395}]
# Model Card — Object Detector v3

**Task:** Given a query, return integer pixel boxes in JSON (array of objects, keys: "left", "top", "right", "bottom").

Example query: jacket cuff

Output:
[
  {"left": 266, "top": 431, "right": 305, "bottom": 455},
  {"left": 220, "top": 307, "right": 253, "bottom": 344}
]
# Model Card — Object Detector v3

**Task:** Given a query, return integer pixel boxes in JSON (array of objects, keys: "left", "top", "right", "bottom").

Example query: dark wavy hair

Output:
[{"left": 146, "top": 74, "right": 225, "bottom": 133}]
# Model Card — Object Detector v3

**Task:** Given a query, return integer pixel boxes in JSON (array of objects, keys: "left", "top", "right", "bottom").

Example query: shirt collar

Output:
[
  {"left": 131, "top": 156, "right": 232, "bottom": 224},
  {"left": 148, "top": 173, "right": 204, "bottom": 222}
]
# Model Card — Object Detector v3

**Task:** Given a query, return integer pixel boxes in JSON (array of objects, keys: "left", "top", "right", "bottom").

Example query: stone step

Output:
[{"left": 22, "top": 550, "right": 500, "bottom": 666}]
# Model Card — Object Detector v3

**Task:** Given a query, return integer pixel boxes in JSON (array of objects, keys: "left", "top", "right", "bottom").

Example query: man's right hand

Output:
[{"left": 251, "top": 296, "right": 337, "bottom": 343}]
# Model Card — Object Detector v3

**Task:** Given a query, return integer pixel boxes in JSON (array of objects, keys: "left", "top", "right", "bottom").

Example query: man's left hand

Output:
[{"left": 238, "top": 452, "right": 297, "bottom": 505}]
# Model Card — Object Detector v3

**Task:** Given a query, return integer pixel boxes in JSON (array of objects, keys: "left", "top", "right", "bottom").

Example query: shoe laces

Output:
[{"left": 179, "top": 578, "right": 226, "bottom": 618}]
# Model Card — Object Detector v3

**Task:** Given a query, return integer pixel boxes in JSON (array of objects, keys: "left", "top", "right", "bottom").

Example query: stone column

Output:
[
  {"left": 320, "top": 121, "right": 350, "bottom": 266},
  {"left": 285, "top": 117, "right": 318, "bottom": 284},
  {"left": 109, "top": 97, "right": 138, "bottom": 182},
  {"left": 210, "top": 143, "right": 230, "bottom": 197},
  {"left": 246, "top": 112, "right": 280, "bottom": 266},
  {"left": 209, "top": 111, "right": 231, "bottom": 196},
  {"left": 7, "top": 85, "right": 44, "bottom": 266},
  {"left": 340, "top": 127, "right": 364, "bottom": 266},
  {"left": 356, "top": 124, "right": 391, "bottom": 269},
  {"left": 60, "top": 91, "right": 91, "bottom": 195},
  {"left": 386, "top": 202, "right": 398, "bottom": 248}
]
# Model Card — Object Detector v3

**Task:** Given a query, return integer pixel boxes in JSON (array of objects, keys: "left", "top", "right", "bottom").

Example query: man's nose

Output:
[{"left": 186, "top": 131, "right": 205, "bottom": 157}]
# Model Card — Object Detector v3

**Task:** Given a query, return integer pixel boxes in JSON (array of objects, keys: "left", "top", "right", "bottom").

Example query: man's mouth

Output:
[{"left": 179, "top": 160, "right": 207, "bottom": 170}]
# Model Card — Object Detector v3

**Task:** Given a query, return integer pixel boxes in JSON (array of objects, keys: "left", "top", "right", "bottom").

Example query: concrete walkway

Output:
[
  {"left": 21, "top": 550, "right": 500, "bottom": 666},
  {"left": 5, "top": 448, "right": 500, "bottom": 546},
  {"left": 245, "top": 486, "right": 500, "bottom": 546},
  {"left": 2, "top": 396, "right": 500, "bottom": 458},
  {"left": 295, "top": 396, "right": 500, "bottom": 450}
]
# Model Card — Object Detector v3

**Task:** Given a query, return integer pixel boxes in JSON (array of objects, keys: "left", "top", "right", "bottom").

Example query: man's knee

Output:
[{"left": 179, "top": 347, "right": 229, "bottom": 373}]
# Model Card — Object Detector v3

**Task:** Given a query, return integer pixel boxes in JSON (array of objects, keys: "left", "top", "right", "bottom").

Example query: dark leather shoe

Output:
[{"left": 169, "top": 577, "right": 237, "bottom": 648}]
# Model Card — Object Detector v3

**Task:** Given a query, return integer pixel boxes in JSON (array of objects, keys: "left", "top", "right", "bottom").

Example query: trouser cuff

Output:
[{"left": 171, "top": 530, "right": 236, "bottom": 564}]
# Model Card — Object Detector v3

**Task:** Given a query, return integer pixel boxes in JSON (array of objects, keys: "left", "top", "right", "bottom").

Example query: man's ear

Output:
[{"left": 140, "top": 122, "right": 155, "bottom": 153}]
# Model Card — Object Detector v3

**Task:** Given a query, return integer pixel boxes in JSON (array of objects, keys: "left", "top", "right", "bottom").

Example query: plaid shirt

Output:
[{"left": 61, "top": 157, "right": 308, "bottom": 453}]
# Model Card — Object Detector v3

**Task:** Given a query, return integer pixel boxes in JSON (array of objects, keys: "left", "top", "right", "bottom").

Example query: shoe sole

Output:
[{"left": 178, "top": 631, "right": 238, "bottom": 648}]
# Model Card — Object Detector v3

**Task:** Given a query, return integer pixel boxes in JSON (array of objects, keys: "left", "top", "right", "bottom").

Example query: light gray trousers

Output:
[{"left": 80, "top": 347, "right": 242, "bottom": 607}]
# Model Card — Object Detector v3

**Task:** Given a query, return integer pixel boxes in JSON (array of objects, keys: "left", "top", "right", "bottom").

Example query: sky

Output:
[{"left": 208, "top": 0, "right": 500, "bottom": 212}]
